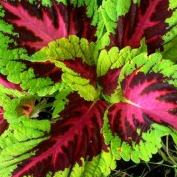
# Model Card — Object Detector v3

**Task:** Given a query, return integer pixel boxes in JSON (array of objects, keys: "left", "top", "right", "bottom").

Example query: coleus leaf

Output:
[
  {"left": 101, "top": 52, "right": 177, "bottom": 161},
  {"left": 0, "top": 117, "right": 50, "bottom": 177},
  {"left": 0, "top": 0, "right": 96, "bottom": 54},
  {"left": 0, "top": 0, "right": 97, "bottom": 96},
  {"left": 96, "top": 0, "right": 177, "bottom": 57},
  {"left": 97, "top": 51, "right": 177, "bottom": 164},
  {"left": 103, "top": 120, "right": 177, "bottom": 163},
  {"left": 101, "top": 51, "right": 177, "bottom": 142},
  {"left": 0, "top": 0, "right": 98, "bottom": 96},
  {"left": 31, "top": 35, "right": 99, "bottom": 101},
  {"left": 0, "top": 74, "right": 25, "bottom": 137},
  {"left": 0, "top": 92, "right": 108, "bottom": 177}
]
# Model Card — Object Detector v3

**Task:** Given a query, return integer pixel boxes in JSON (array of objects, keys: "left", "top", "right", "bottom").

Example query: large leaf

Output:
[
  {"left": 101, "top": 51, "right": 177, "bottom": 163},
  {"left": 0, "top": 0, "right": 98, "bottom": 97},
  {"left": 31, "top": 35, "right": 99, "bottom": 100},
  {"left": 108, "top": 71, "right": 177, "bottom": 143},
  {"left": 96, "top": 0, "right": 177, "bottom": 56},
  {"left": 0, "top": 0, "right": 96, "bottom": 54},
  {"left": 104, "top": 52, "right": 177, "bottom": 143},
  {"left": 0, "top": 93, "right": 108, "bottom": 177}
]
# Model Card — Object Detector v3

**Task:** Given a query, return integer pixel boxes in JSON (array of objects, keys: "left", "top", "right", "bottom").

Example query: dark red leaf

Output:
[
  {"left": 98, "top": 68, "right": 121, "bottom": 95},
  {"left": 63, "top": 58, "right": 97, "bottom": 87},
  {"left": 0, "top": 107, "right": 8, "bottom": 135},
  {"left": 23, "top": 60, "right": 62, "bottom": 82},
  {"left": 108, "top": 72, "right": 177, "bottom": 144},
  {"left": 12, "top": 93, "right": 108, "bottom": 177},
  {"left": 110, "top": 0, "right": 172, "bottom": 54},
  {"left": 0, "top": 0, "right": 96, "bottom": 54},
  {"left": 0, "top": 0, "right": 96, "bottom": 85}
]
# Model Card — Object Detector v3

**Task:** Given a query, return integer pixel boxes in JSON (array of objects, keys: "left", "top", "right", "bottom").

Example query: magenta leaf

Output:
[
  {"left": 108, "top": 70, "right": 177, "bottom": 143},
  {"left": 11, "top": 93, "right": 108, "bottom": 177},
  {"left": 0, "top": 74, "right": 22, "bottom": 91},
  {"left": 0, "top": 0, "right": 96, "bottom": 54}
]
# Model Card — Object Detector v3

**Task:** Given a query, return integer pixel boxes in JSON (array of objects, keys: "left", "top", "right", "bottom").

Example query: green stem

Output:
[
  {"left": 165, "top": 136, "right": 177, "bottom": 165},
  {"left": 30, "top": 102, "right": 53, "bottom": 118}
]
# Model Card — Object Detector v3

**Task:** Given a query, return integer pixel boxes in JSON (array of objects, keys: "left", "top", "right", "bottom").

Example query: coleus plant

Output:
[{"left": 0, "top": 0, "right": 177, "bottom": 176}]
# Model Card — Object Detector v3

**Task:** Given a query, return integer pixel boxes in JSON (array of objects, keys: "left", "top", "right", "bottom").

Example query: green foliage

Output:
[
  {"left": 94, "top": 0, "right": 132, "bottom": 49},
  {"left": 31, "top": 36, "right": 96, "bottom": 64},
  {"left": 96, "top": 0, "right": 131, "bottom": 38},
  {"left": 31, "top": 36, "right": 99, "bottom": 101},
  {"left": 3, "top": 59, "right": 64, "bottom": 96},
  {"left": 97, "top": 46, "right": 141, "bottom": 77},
  {"left": 53, "top": 0, "right": 99, "bottom": 21},
  {"left": 103, "top": 109, "right": 177, "bottom": 164},
  {"left": 52, "top": 86, "right": 72, "bottom": 118},
  {"left": 160, "top": 0, "right": 177, "bottom": 61},
  {"left": 54, "top": 151, "right": 116, "bottom": 177},
  {"left": 0, "top": 115, "right": 50, "bottom": 176},
  {"left": 0, "top": 0, "right": 177, "bottom": 176},
  {"left": 0, "top": 94, "right": 51, "bottom": 176}
]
